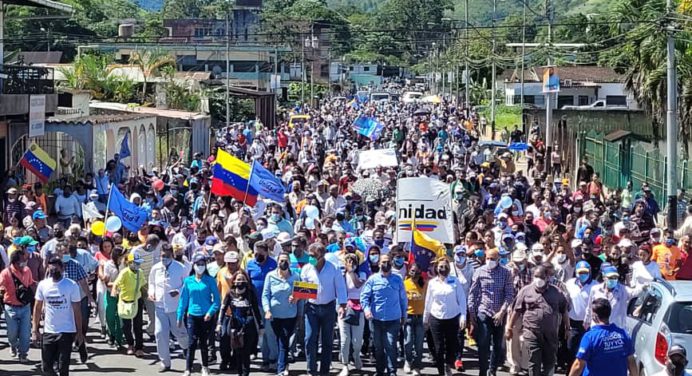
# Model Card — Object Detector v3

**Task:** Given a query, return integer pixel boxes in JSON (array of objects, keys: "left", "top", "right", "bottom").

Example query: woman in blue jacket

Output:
[{"left": 177, "top": 253, "right": 221, "bottom": 376}]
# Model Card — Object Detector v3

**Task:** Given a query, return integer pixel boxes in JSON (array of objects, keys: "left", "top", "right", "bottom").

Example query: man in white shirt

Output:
[
  {"left": 565, "top": 261, "right": 597, "bottom": 369},
  {"left": 32, "top": 257, "right": 84, "bottom": 376},
  {"left": 324, "top": 185, "right": 346, "bottom": 217},
  {"left": 584, "top": 265, "right": 639, "bottom": 329},
  {"left": 54, "top": 185, "right": 81, "bottom": 226},
  {"left": 148, "top": 244, "right": 189, "bottom": 373},
  {"left": 300, "top": 243, "right": 347, "bottom": 376}
]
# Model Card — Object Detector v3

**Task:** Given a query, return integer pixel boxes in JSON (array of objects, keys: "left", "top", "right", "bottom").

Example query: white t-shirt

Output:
[{"left": 35, "top": 277, "right": 81, "bottom": 334}]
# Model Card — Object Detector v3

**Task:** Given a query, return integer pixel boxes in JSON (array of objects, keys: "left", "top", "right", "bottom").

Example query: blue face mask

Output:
[
  {"left": 369, "top": 254, "right": 380, "bottom": 264},
  {"left": 308, "top": 256, "right": 318, "bottom": 266},
  {"left": 271, "top": 214, "right": 281, "bottom": 222},
  {"left": 606, "top": 278, "right": 618, "bottom": 289},
  {"left": 666, "top": 238, "right": 676, "bottom": 247},
  {"left": 578, "top": 273, "right": 590, "bottom": 283},
  {"left": 393, "top": 257, "right": 405, "bottom": 268},
  {"left": 474, "top": 249, "right": 485, "bottom": 258},
  {"left": 62, "top": 254, "right": 71, "bottom": 263},
  {"left": 500, "top": 258, "right": 509, "bottom": 266}
]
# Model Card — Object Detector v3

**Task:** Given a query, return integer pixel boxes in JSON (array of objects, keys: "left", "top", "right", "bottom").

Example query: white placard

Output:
[
  {"left": 396, "top": 177, "right": 455, "bottom": 244},
  {"left": 29, "top": 95, "right": 46, "bottom": 138},
  {"left": 357, "top": 149, "right": 398, "bottom": 171}
]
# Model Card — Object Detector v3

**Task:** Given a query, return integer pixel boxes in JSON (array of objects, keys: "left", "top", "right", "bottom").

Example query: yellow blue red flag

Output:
[
  {"left": 20, "top": 144, "right": 56, "bottom": 183},
  {"left": 211, "top": 149, "right": 258, "bottom": 206}
]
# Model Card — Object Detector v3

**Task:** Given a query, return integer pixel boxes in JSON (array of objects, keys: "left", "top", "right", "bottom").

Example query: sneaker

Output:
[
  {"left": 455, "top": 359, "right": 464, "bottom": 371},
  {"left": 79, "top": 346, "right": 88, "bottom": 363},
  {"left": 446, "top": 366, "right": 454, "bottom": 376},
  {"left": 158, "top": 365, "right": 170, "bottom": 373},
  {"left": 202, "top": 366, "right": 211, "bottom": 376},
  {"left": 18, "top": 356, "right": 28, "bottom": 363},
  {"left": 404, "top": 361, "right": 412, "bottom": 374},
  {"left": 182, "top": 371, "right": 191, "bottom": 376},
  {"left": 411, "top": 370, "right": 421, "bottom": 376},
  {"left": 338, "top": 367, "right": 350, "bottom": 376},
  {"left": 126, "top": 346, "right": 134, "bottom": 355},
  {"left": 135, "top": 349, "right": 145, "bottom": 357},
  {"left": 261, "top": 364, "right": 272, "bottom": 372}
]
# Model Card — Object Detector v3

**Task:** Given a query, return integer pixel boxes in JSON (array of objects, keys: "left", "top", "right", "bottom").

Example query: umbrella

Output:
[
  {"left": 414, "top": 109, "right": 431, "bottom": 116},
  {"left": 352, "top": 178, "right": 386, "bottom": 201}
]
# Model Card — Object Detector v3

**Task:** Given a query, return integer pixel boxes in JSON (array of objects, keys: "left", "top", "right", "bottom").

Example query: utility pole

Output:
[
  {"left": 301, "top": 31, "right": 306, "bottom": 104},
  {"left": 520, "top": 0, "right": 526, "bottom": 133},
  {"left": 491, "top": 0, "right": 497, "bottom": 138},
  {"left": 310, "top": 23, "right": 315, "bottom": 107},
  {"left": 465, "top": 0, "right": 470, "bottom": 110},
  {"left": 666, "top": 0, "right": 678, "bottom": 229},
  {"left": 225, "top": 11, "right": 230, "bottom": 130},
  {"left": 544, "top": 0, "right": 554, "bottom": 173}
]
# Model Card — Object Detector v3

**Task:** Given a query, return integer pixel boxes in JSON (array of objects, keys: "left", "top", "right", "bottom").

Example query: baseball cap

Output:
[
  {"left": 512, "top": 249, "right": 527, "bottom": 262},
  {"left": 191, "top": 252, "right": 207, "bottom": 264},
  {"left": 453, "top": 245, "right": 466, "bottom": 255},
  {"left": 6, "top": 187, "right": 17, "bottom": 194},
  {"left": 602, "top": 265, "right": 619, "bottom": 278},
  {"left": 13, "top": 236, "right": 38, "bottom": 247},
  {"left": 224, "top": 251, "right": 240, "bottom": 263},
  {"left": 277, "top": 232, "right": 292, "bottom": 245},
  {"left": 576, "top": 260, "right": 591, "bottom": 273},
  {"left": 127, "top": 253, "right": 144, "bottom": 264},
  {"left": 212, "top": 243, "right": 225, "bottom": 254},
  {"left": 32, "top": 210, "right": 47, "bottom": 220},
  {"left": 669, "top": 345, "right": 687, "bottom": 358}
]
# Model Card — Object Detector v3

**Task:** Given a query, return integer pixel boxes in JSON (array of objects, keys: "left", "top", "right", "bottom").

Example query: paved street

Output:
[{"left": 0, "top": 315, "right": 525, "bottom": 376}]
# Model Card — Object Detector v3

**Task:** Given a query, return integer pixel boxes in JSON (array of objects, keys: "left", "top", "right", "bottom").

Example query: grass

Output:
[{"left": 481, "top": 105, "right": 523, "bottom": 132}]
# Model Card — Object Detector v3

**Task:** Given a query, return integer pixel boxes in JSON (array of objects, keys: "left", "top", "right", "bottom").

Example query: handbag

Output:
[
  {"left": 230, "top": 327, "right": 245, "bottom": 349},
  {"left": 343, "top": 299, "right": 362, "bottom": 326},
  {"left": 118, "top": 270, "right": 140, "bottom": 320},
  {"left": 11, "top": 272, "right": 33, "bottom": 306}
]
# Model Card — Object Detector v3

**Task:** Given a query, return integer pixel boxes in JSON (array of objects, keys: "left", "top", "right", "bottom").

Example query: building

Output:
[
  {"left": 500, "top": 66, "right": 639, "bottom": 110},
  {"left": 0, "top": 0, "right": 73, "bottom": 173}
]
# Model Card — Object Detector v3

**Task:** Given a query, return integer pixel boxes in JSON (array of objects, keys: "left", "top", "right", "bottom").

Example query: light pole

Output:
[
  {"left": 303, "top": 27, "right": 318, "bottom": 106},
  {"left": 225, "top": 9, "right": 230, "bottom": 130},
  {"left": 491, "top": 0, "right": 497, "bottom": 138},
  {"left": 465, "top": 0, "right": 470, "bottom": 109},
  {"left": 665, "top": 0, "right": 678, "bottom": 229}
]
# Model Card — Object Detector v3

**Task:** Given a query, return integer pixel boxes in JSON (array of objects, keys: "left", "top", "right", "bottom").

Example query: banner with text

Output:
[
  {"left": 396, "top": 177, "right": 454, "bottom": 244},
  {"left": 29, "top": 95, "right": 46, "bottom": 138}
]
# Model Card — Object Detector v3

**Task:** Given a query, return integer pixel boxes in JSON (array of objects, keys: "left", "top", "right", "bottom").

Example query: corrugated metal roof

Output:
[
  {"left": 47, "top": 112, "right": 155, "bottom": 125},
  {"left": 89, "top": 101, "right": 210, "bottom": 120},
  {"left": 14, "top": 51, "right": 63, "bottom": 64},
  {"left": 501, "top": 66, "right": 624, "bottom": 84}
]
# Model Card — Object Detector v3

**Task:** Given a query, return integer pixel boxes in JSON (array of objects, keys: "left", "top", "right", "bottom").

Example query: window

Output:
[
  {"left": 628, "top": 287, "right": 663, "bottom": 324},
  {"left": 666, "top": 302, "right": 692, "bottom": 333},
  {"left": 558, "top": 95, "right": 574, "bottom": 108},
  {"left": 363, "top": 66, "right": 370, "bottom": 72},
  {"left": 607, "top": 95, "right": 627, "bottom": 106},
  {"left": 579, "top": 96, "right": 589, "bottom": 106},
  {"left": 349, "top": 67, "right": 354, "bottom": 71}
]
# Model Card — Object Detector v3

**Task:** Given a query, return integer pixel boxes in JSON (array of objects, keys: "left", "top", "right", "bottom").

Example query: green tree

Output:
[{"left": 129, "top": 50, "right": 177, "bottom": 103}]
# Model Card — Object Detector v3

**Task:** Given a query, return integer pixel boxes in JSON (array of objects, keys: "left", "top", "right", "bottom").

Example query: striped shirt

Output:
[{"left": 468, "top": 264, "right": 515, "bottom": 318}]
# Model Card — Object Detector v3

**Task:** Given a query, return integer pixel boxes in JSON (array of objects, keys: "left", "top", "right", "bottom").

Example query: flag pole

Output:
[
  {"left": 243, "top": 160, "right": 256, "bottom": 205},
  {"left": 104, "top": 183, "right": 114, "bottom": 227}
]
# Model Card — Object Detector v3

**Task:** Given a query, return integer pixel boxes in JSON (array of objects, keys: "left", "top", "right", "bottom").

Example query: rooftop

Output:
[
  {"left": 501, "top": 66, "right": 624, "bottom": 84},
  {"left": 5, "top": 0, "right": 73, "bottom": 12},
  {"left": 48, "top": 112, "right": 155, "bottom": 124},
  {"left": 90, "top": 101, "right": 210, "bottom": 120}
]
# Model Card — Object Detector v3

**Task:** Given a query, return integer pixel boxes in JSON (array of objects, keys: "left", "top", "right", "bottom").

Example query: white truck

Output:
[{"left": 561, "top": 99, "right": 628, "bottom": 110}]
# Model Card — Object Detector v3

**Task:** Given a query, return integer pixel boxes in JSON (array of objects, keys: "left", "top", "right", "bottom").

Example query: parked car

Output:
[
  {"left": 402, "top": 91, "right": 424, "bottom": 104},
  {"left": 626, "top": 279, "right": 692, "bottom": 376}
]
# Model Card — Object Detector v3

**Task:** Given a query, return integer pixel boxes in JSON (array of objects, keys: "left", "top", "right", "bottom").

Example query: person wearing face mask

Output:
[
  {"left": 100, "top": 246, "right": 126, "bottom": 348},
  {"left": 565, "top": 261, "right": 597, "bottom": 368},
  {"left": 32, "top": 257, "right": 85, "bottom": 376},
  {"left": 568, "top": 298, "right": 638, "bottom": 376},
  {"left": 423, "top": 257, "right": 467, "bottom": 376},
  {"left": 584, "top": 266, "right": 640, "bottom": 329},
  {"left": 360, "top": 254, "right": 408, "bottom": 376},
  {"left": 300, "top": 243, "right": 348, "bottom": 376},
  {"left": 131, "top": 234, "right": 161, "bottom": 340},
  {"left": 0, "top": 248, "right": 35, "bottom": 362},
  {"left": 148, "top": 244, "right": 189, "bottom": 373},
  {"left": 469, "top": 248, "right": 515, "bottom": 376},
  {"left": 653, "top": 345, "right": 692, "bottom": 376},
  {"left": 177, "top": 253, "right": 221, "bottom": 376},
  {"left": 244, "top": 241, "right": 278, "bottom": 371},
  {"left": 219, "top": 270, "right": 262, "bottom": 376},
  {"left": 652, "top": 230, "right": 682, "bottom": 280},
  {"left": 262, "top": 252, "right": 299, "bottom": 376},
  {"left": 112, "top": 253, "right": 147, "bottom": 358},
  {"left": 268, "top": 204, "right": 294, "bottom": 236},
  {"left": 630, "top": 245, "right": 663, "bottom": 288},
  {"left": 390, "top": 248, "right": 408, "bottom": 280},
  {"left": 335, "top": 253, "right": 367, "bottom": 376},
  {"left": 505, "top": 248, "right": 532, "bottom": 376},
  {"left": 548, "top": 245, "right": 575, "bottom": 283},
  {"left": 403, "top": 263, "right": 426, "bottom": 376},
  {"left": 54, "top": 184, "right": 81, "bottom": 227},
  {"left": 367, "top": 246, "right": 382, "bottom": 274},
  {"left": 492, "top": 213, "right": 511, "bottom": 247},
  {"left": 507, "top": 266, "right": 569, "bottom": 376}
]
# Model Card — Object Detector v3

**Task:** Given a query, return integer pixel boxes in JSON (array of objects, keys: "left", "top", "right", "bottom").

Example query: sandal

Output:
[{"left": 135, "top": 349, "right": 145, "bottom": 357}]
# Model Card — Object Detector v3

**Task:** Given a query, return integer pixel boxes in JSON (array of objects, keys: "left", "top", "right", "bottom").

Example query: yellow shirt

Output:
[
  {"left": 114, "top": 267, "right": 146, "bottom": 302},
  {"left": 404, "top": 277, "right": 427, "bottom": 315},
  {"left": 652, "top": 244, "right": 682, "bottom": 280},
  {"left": 216, "top": 266, "right": 234, "bottom": 299}
]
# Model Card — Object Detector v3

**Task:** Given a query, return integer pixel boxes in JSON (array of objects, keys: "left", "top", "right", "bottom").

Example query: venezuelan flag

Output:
[
  {"left": 408, "top": 229, "right": 447, "bottom": 273},
  {"left": 20, "top": 144, "right": 56, "bottom": 183},
  {"left": 211, "top": 148, "right": 258, "bottom": 206}
]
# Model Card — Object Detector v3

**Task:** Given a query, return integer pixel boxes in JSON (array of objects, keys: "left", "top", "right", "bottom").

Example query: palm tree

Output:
[{"left": 129, "top": 50, "right": 176, "bottom": 103}]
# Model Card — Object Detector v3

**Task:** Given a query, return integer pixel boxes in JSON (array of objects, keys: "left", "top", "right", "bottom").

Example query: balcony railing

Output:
[{"left": 0, "top": 65, "right": 55, "bottom": 95}]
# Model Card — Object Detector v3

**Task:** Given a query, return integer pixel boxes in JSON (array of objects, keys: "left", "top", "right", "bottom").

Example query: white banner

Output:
[
  {"left": 357, "top": 149, "right": 398, "bottom": 171},
  {"left": 81, "top": 202, "right": 103, "bottom": 221},
  {"left": 396, "top": 177, "right": 454, "bottom": 244},
  {"left": 29, "top": 95, "right": 46, "bottom": 138}
]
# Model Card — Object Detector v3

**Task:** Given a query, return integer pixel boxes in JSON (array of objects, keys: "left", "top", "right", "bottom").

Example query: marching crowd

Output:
[{"left": 1, "top": 94, "right": 692, "bottom": 376}]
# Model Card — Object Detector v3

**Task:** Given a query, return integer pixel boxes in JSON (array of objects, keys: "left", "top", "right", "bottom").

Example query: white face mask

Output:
[
  {"left": 534, "top": 278, "right": 546, "bottom": 288},
  {"left": 487, "top": 259, "right": 498, "bottom": 269},
  {"left": 557, "top": 254, "right": 567, "bottom": 263},
  {"left": 194, "top": 264, "right": 206, "bottom": 275}
]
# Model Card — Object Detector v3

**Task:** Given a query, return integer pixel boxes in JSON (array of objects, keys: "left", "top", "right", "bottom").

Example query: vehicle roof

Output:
[{"left": 652, "top": 280, "right": 692, "bottom": 301}]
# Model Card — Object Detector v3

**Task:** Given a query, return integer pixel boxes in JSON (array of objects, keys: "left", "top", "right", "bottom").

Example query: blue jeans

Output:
[
  {"left": 271, "top": 317, "right": 296, "bottom": 373},
  {"left": 373, "top": 319, "right": 400, "bottom": 376},
  {"left": 305, "top": 301, "right": 337, "bottom": 375},
  {"left": 289, "top": 300, "right": 305, "bottom": 355},
  {"left": 404, "top": 315, "right": 425, "bottom": 370},
  {"left": 4, "top": 304, "right": 31, "bottom": 357},
  {"left": 261, "top": 311, "right": 278, "bottom": 365},
  {"left": 186, "top": 315, "right": 213, "bottom": 371},
  {"left": 476, "top": 313, "right": 505, "bottom": 376}
]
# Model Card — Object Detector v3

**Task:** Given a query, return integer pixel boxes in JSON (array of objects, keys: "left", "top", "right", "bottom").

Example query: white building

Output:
[{"left": 500, "top": 66, "right": 639, "bottom": 110}]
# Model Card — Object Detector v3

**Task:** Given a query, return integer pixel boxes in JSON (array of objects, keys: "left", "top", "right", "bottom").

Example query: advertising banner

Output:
[{"left": 396, "top": 177, "right": 454, "bottom": 244}]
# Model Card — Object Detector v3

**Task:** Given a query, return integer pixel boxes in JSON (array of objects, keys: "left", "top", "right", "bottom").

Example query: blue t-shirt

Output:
[
  {"left": 576, "top": 324, "right": 634, "bottom": 376},
  {"left": 245, "top": 257, "right": 277, "bottom": 302}
]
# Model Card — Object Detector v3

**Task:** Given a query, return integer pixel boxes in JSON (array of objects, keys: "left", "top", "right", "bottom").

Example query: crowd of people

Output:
[{"left": 1, "top": 94, "right": 692, "bottom": 376}]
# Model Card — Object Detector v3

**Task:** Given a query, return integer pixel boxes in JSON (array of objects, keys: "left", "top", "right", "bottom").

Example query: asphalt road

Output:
[{"left": 0, "top": 314, "right": 529, "bottom": 376}]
